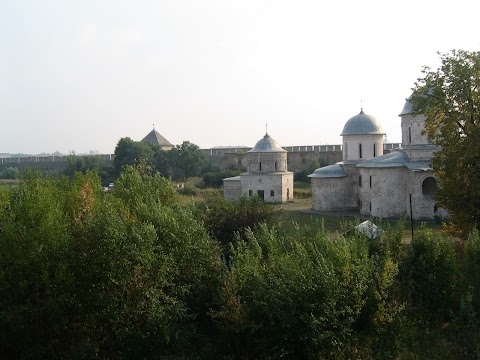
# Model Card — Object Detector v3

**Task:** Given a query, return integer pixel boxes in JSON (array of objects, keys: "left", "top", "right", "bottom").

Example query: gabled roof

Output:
[{"left": 141, "top": 129, "right": 173, "bottom": 147}]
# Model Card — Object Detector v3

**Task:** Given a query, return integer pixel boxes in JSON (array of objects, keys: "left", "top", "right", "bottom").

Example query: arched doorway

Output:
[{"left": 422, "top": 176, "right": 437, "bottom": 196}]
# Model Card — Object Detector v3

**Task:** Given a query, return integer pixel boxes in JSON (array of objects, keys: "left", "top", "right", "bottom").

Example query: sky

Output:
[{"left": 1, "top": 0, "right": 480, "bottom": 155}]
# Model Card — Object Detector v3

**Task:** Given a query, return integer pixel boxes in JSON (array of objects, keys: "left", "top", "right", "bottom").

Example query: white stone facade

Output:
[
  {"left": 343, "top": 134, "right": 384, "bottom": 161},
  {"left": 310, "top": 104, "right": 447, "bottom": 220},
  {"left": 223, "top": 133, "right": 294, "bottom": 203}
]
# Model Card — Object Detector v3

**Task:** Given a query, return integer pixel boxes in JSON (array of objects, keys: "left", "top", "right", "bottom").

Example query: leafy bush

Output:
[
  {"left": 178, "top": 183, "right": 197, "bottom": 196},
  {"left": 400, "top": 226, "right": 458, "bottom": 323},
  {"left": 213, "top": 223, "right": 373, "bottom": 358},
  {"left": 197, "top": 196, "right": 274, "bottom": 251},
  {"left": 463, "top": 229, "right": 480, "bottom": 318},
  {"left": 203, "top": 169, "right": 242, "bottom": 188},
  {"left": 0, "top": 166, "right": 20, "bottom": 179},
  {"left": 0, "top": 166, "right": 222, "bottom": 358}
]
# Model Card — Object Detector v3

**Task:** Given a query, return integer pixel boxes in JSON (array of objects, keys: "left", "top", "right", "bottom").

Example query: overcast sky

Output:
[{"left": 1, "top": 0, "right": 479, "bottom": 154}]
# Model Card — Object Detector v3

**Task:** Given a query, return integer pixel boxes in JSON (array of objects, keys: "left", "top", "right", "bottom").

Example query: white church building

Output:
[
  {"left": 309, "top": 99, "right": 447, "bottom": 220},
  {"left": 223, "top": 132, "right": 294, "bottom": 203}
]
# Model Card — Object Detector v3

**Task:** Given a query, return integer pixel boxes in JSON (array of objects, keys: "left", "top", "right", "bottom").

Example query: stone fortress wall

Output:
[
  {"left": 0, "top": 143, "right": 400, "bottom": 175},
  {"left": 206, "top": 143, "right": 399, "bottom": 173},
  {"left": 0, "top": 154, "right": 114, "bottom": 173}
]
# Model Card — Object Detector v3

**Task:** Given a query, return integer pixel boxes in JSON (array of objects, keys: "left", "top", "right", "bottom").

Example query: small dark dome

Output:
[
  {"left": 249, "top": 134, "right": 286, "bottom": 153},
  {"left": 341, "top": 109, "right": 385, "bottom": 136}
]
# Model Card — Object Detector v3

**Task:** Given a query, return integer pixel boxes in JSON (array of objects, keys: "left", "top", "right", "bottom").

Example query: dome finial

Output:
[
  {"left": 153, "top": 123, "right": 155, "bottom": 130},
  {"left": 360, "top": 98, "right": 364, "bottom": 114},
  {"left": 265, "top": 122, "right": 268, "bottom": 136}
]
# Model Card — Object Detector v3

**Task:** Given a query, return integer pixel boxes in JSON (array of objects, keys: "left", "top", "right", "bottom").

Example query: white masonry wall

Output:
[
  {"left": 342, "top": 134, "right": 384, "bottom": 162},
  {"left": 241, "top": 172, "right": 293, "bottom": 203},
  {"left": 359, "top": 167, "right": 408, "bottom": 218},
  {"left": 223, "top": 178, "right": 242, "bottom": 201}
]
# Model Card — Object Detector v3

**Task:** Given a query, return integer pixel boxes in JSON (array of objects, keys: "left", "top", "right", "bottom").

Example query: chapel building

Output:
[
  {"left": 223, "top": 132, "right": 294, "bottom": 203},
  {"left": 309, "top": 100, "right": 447, "bottom": 220}
]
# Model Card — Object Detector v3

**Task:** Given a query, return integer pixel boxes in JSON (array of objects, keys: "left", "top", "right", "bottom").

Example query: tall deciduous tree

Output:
[
  {"left": 113, "top": 137, "right": 155, "bottom": 175},
  {"left": 410, "top": 50, "right": 480, "bottom": 236},
  {"left": 168, "top": 141, "right": 207, "bottom": 180}
]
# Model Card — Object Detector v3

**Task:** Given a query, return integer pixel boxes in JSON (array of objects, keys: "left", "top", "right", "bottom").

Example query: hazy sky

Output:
[{"left": 1, "top": 0, "right": 479, "bottom": 154}]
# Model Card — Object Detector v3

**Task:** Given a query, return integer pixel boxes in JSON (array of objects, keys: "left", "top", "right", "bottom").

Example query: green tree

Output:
[
  {"left": 203, "top": 169, "right": 242, "bottom": 188},
  {"left": 63, "top": 153, "right": 101, "bottom": 176},
  {"left": 213, "top": 223, "right": 373, "bottom": 359},
  {"left": 410, "top": 50, "right": 480, "bottom": 236},
  {"left": 0, "top": 167, "right": 222, "bottom": 358},
  {"left": 463, "top": 229, "right": 480, "bottom": 318},
  {"left": 152, "top": 146, "right": 173, "bottom": 178},
  {"left": 0, "top": 166, "right": 20, "bottom": 179},
  {"left": 113, "top": 137, "right": 155, "bottom": 175},
  {"left": 168, "top": 141, "right": 207, "bottom": 180},
  {"left": 197, "top": 195, "right": 274, "bottom": 252},
  {"left": 400, "top": 227, "right": 458, "bottom": 323}
]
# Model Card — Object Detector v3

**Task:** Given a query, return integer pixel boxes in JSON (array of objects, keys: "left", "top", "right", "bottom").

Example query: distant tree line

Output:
[
  {"left": 0, "top": 166, "right": 20, "bottom": 179},
  {"left": 113, "top": 137, "right": 210, "bottom": 181},
  {"left": 61, "top": 137, "right": 243, "bottom": 187},
  {"left": 0, "top": 166, "right": 480, "bottom": 358}
]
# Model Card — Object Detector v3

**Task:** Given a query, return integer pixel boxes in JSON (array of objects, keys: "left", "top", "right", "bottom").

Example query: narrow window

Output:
[
  {"left": 359, "top": 176, "right": 362, "bottom": 187},
  {"left": 270, "top": 190, "right": 274, "bottom": 197},
  {"left": 259, "top": 162, "right": 262, "bottom": 171},
  {"left": 369, "top": 175, "right": 372, "bottom": 188},
  {"left": 373, "top": 143, "right": 376, "bottom": 157},
  {"left": 274, "top": 161, "right": 277, "bottom": 171},
  {"left": 369, "top": 202, "right": 372, "bottom": 211},
  {"left": 408, "top": 127, "right": 412, "bottom": 144},
  {"left": 359, "top": 143, "right": 362, "bottom": 159},
  {"left": 249, "top": 190, "right": 253, "bottom": 197}
]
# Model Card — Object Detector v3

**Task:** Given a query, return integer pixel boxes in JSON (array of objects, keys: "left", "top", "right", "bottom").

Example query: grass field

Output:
[
  {"left": 0, "top": 179, "right": 19, "bottom": 191},
  {"left": 175, "top": 179, "right": 444, "bottom": 239}
]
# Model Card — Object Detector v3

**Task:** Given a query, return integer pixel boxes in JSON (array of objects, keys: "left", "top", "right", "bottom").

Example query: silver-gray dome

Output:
[
  {"left": 308, "top": 164, "right": 347, "bottom": 178},
  {"left": 399, "top": 98, "right": 413, "bottom": 116},
  {"left": 341, "top": 109, "right": 385, "bottom": 136},
  {"left": 249, "top": 134, "right": 286, "bottom": 153}
]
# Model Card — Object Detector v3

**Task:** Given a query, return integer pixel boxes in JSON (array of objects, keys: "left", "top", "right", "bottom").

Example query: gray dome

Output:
[
  {"left": 249, "top": 134, "right": 286, "bottom": 153},
  {"left": 341, "top": 109, "right": 385, "bottom": 136},
  {"left": 308, "top": 164, "right": 347, "bottom": 178},
  {"left": 399, "top": 98, "right": 413, "bottom": 116}
]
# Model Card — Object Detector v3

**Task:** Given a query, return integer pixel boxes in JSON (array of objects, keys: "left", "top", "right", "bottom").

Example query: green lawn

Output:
[{"left": 0, "top": 179, "right": 19, "bottom": 191}]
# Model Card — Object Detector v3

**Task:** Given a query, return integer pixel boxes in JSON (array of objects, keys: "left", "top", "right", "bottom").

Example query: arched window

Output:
[
  {"left": 259, "top": 162, "right": 262, "bottom": 171},
  {"left": 373, "top": 143, "right": 376, "bottom": 157},
  {"left": 359, "top": 143, "right": 363, "bottom": 159},
  {"left": 422, "top": 177, "right": 437, "bottom": 196},
  {"left": 274, "top": 161, "right": 277, "bottom": 171},
  {"left": 408, "top": 127, "right": 412, "bottom": 144}
]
